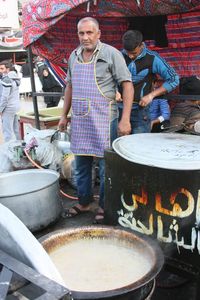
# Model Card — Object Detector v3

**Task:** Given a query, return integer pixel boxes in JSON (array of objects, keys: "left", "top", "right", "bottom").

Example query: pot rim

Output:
[
  {"left": 40, "top": 225, "right": 164, "bottom": 299},
  {"left": 0, "top": 169, "right": 60, "bottom": 197}
]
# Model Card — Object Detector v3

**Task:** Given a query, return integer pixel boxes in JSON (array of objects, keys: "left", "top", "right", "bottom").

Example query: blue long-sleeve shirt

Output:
[
  {"left": 150, "top": 98, "right": 170, "bottom": 121},
  {"left": 121, "top": 44, "right": 179, "bottom": 101}
]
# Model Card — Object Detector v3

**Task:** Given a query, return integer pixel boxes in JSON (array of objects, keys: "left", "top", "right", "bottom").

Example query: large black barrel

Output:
[{"left": 105, "top": 133, "right": 200, "bottom": 274}]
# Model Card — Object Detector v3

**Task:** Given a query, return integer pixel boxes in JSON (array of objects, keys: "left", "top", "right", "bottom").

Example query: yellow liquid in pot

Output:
[{"left": 49, "top": 238, "right": 152, "bottom": 292}]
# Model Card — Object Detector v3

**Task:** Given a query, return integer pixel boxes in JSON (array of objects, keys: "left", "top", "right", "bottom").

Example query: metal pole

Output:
[{"left": 27, "top": 46, "right": 40, "bottom": 129}]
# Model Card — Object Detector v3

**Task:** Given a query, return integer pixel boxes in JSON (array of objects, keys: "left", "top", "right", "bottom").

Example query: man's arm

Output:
[
  {"left": 58, "top": 83, "right": 72, "bottom": 131},
  {"left": 118, "top": 81, "right": 133, "bottom": 135},
  {"left": 0, "top": 78, "right": 12, "bottom": 113},
  {"left": 140, "top": 54, "right": 179, "bottom": 107},
  {"left": 140, "top": 85, "right": 167, "bottom": 107}
]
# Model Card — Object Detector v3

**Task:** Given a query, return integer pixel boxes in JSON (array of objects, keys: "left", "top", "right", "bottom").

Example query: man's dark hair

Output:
[
  {"left": 122, "top": 30, "right": 143, "bottom": 51},
  {"left": 0, "top": 59, "right": 12, "bottom": 69}
]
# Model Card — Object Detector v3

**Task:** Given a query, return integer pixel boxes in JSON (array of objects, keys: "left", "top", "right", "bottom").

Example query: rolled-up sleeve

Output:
[
  {"left": 96, "top": 44, "right": 132, "bottom": 98},
  {"left": 110, "top": 50, "right": 132, "bottom": 84},
  {"left": 65, "top": 51, "right": 76, "bottom": 86},
  {"left": 152, "top": 56, "right": 179, "bottom": 93}
]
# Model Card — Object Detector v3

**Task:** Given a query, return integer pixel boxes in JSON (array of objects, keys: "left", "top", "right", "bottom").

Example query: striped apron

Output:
[{"left": 70, "top": 55, "right": 111, "bottom": 157}]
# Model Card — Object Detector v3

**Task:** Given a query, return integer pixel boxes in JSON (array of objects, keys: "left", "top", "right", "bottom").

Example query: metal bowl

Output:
[
  {"left": 41, "top": 226, "right": 164, "bottom": 300},
  {"left": 0, "top": 169, "right": 62, "bottom": 232}
]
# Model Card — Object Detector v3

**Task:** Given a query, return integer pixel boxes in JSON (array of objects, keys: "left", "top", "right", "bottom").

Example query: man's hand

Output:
[
  {"left": 115, "top": 91, "right": 122, "bottom": 102},
  {"left": 118, "top": 119, "right": 131, "bottom": 136},
  {"left": 58, "top": 115, "right": 69, "bottom": 131},
  {"left": 140, "top": 85, "right": 167, "bottom": 107},
  {"left": 139, "top": 93, "right": 153, "bottom": 107}
]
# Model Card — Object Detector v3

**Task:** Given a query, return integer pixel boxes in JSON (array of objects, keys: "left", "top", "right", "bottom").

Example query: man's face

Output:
[
  {"left": 126, "top": 43, "right": 143, "bottom": 60},
  {"left": 77, "top": 21, "right": 101, "bottom": 52},
  {"left": 0, "top": 65, "right": 7, "bottom": 75}
]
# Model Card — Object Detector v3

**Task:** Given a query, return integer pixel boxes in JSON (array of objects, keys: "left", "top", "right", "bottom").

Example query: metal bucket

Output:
[
  {"left": 0, "top": 169, "right": 62, "bottom": 232},
  {"left": 40, "top": 226, "right": 164, "bottom": 300},
  {"left": 50, "top": 129, "right": 71, "bottom": 154}
]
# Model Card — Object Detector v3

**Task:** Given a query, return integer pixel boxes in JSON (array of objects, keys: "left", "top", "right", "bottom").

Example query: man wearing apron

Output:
[{"left": 59, "top": 17, "right": 133, "bottom": 223}]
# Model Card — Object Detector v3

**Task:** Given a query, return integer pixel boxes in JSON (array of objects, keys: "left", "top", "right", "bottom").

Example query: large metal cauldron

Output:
[
  {"left": 40, "top": 226, "right": 164, "bottom": 300},
  {"left": 106, "top": 133, "right": 200, "bottom": 275},
  {"left": 0, "top": 169, "right": 62, "bottom": 232}
]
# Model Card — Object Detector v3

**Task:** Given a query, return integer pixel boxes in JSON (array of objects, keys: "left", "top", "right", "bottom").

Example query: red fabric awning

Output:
[
  {"left": 22, "top": 0, "right": 200, "bottom": 48},
  {"left": 22, "top": 0, "right": 200, "bottom": 77}
]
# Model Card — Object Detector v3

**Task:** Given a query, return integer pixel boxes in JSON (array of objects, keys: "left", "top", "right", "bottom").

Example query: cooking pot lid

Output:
[
  {"left": 112, "top": 133, "right": 200, "bottom": 170},
  {"left": 0, "top": 203, "right": 65, "bottom": 286}
]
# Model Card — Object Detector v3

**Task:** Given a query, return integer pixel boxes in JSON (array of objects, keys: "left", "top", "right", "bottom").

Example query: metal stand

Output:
[
  {"left": 0, "top": 249, "right": 73, "bottom": 300},
  {"left": 145, "top": 280, "right": 156, "bottom": 300},
  {"left": 27, "top": 46, "right": 40, "bottom": 130}
]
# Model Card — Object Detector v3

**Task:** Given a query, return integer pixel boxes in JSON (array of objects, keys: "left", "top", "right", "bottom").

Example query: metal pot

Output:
[
  {"left": 51, "top": 130, "right": 71, "bottom": 154},
  {"left": 0, "top": 169, "right": 62, "bottom": 232},
  {"left": 40, "top": 226, "right": 164, "bottom": 300}
]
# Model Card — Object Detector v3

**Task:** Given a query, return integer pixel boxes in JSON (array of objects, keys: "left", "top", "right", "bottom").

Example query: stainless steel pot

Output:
[
  {"left": 0, "top": 169, "right": 62, "bottom": 232},
  {"left": 51, "top": 130, "right": 71, "bottom": 154},
  {"left": 40, "top": 226, "right": 164, "bottom": 300}
]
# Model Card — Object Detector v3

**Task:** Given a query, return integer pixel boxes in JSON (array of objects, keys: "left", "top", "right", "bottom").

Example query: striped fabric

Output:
[
  {"left": 146, "top": 11, "right": 200, "bottom": 77},
  {"left": 22, "top": 1, "right": 200, "bottom": 78},
  {"left": 46, "top": 61, "right": 67, "bottom": 87}
]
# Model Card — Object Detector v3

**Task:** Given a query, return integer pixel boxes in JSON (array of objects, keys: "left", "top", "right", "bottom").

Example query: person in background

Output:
[
  {"left": 170, "top": 76, "right": 200, "bottom": 133},
  {"left": 41, "top": 67, "right": 62, "bottom": 108},
  {"left": 34, "top": 56, "right": 47, "bottom": 82},
  {"left": 0, "top": 60, "right": 21, "bottom": 142},
  {"left": 118, "top": 30, "right": 179, "bottom": 133},
  {"left": 20, "top": 58, "right": 31, "bottom": 78},
  {"left": 150, "top": 78, "right": 170, "bottom": 132},
  {"left": 58, "top": 17, "right": 133, "bottom": 224}
]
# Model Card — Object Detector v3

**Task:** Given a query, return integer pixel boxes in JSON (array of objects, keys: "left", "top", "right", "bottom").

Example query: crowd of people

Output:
[{"left": 0, "top": 17, "right": 199, "bottom": 225}]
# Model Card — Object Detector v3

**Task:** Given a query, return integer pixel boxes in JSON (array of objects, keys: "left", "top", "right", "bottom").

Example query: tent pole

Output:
[
  {"left": 27, "top": 46, "right": 40, "bottom": 129},
  {"left": 13, "top": 53, "right": 16, "bottom": 64}
]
